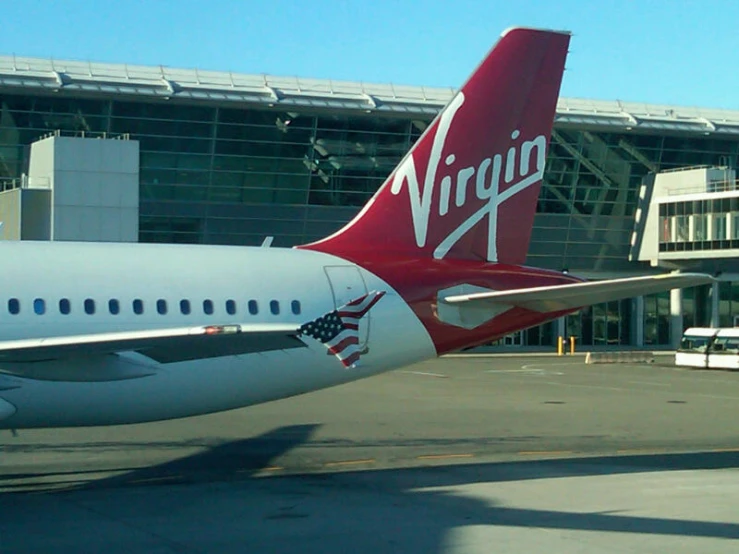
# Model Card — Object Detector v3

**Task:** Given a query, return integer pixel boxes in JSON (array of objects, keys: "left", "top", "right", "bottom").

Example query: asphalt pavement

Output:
[{"left": 3, "top": 355, "right": 739, "bottom": 553}]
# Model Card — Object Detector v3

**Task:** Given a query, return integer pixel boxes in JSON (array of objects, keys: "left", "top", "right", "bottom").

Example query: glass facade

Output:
[
  {"left": 3, "top": 81, "right": 739, "bottom": 348},
  {"left": 643, "top": 291, "right": 671, "bottom": 346},
  {"left": 3, "top": 92, "right": 739, "bottom": 266},
  {"left": 0, "top": 94, "right": 422, "bottom": 246},
  {"left": 565, "top": 299, "right": 633, "bottom": 347}
]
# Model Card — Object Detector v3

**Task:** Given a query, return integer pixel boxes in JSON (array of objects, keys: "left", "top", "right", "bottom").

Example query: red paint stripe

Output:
[
  {"left": 341, "top": 352, "right": 361, "bottom": 367},
  {"left": 340, "top": 291, "right": 385, "bottom": 314},
  {"left": 361, "top": 293, "right": 384, "bottom": 313},
  {"left": 328, "top": 336, "right": 358, "bottom": 355},
  {"left": 339, "top": 294, "right": 384, "bottom": 319}
]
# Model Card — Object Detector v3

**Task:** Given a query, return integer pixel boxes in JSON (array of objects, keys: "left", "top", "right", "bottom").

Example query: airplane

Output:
[{"left": 0, "top": 27, "right": 712, "bottom": 429}]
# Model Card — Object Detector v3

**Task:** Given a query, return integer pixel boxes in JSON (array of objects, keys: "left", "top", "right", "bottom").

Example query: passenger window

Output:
[
  {"left": 33, "top": 298, "right": 45, "bottom": 315},
  {"left": 203, "top": 299, "right": 214, "bottom": 315},
  {"left": 248, "top": 300, "right": 258, "bottom": 315},
  {"left": 270, "top": 300, "right": 280, "bottom": 315},
  {"left": 133, "top": 299, "right": 144, "bottom": 315},
  {"left": 226, "top": 299, "right": 236, "bottom": 315},
  {"left": 291, "top": 300, "right": 301, "bottom": 315},
  {"left": 180, "top": 299, "right": 191, "bottom": 315},
  {"left": 59, "top": 298, "right": 71, "bottom": 315},
  {"left": 84, "top": 299, "right": 96, "bottom": 315},
  {"left": 8, "top": 298, "right": 20, "bottom": 315},
  {"left": 109, "top": 299, "right": 120, "bottom": 315},
  {"left": 157, "top": 299, "right": 167, "bottom": 315}
]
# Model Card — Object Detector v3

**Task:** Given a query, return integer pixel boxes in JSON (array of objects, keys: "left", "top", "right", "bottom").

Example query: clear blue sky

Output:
[{"left": 2, "top": 0, "right": 739, "bottom": 109}]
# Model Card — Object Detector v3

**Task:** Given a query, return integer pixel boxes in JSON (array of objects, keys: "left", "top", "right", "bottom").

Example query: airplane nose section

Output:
[{"left": 0, "top": 397, "right": 17, "bottom": 421}]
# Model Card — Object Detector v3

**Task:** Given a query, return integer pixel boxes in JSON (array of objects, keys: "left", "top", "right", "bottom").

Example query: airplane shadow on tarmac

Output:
[{"left": 3, "top": 425, "right": 739, "bottom": 553}]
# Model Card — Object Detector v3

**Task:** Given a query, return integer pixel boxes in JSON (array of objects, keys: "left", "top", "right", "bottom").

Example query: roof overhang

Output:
[{"left": 2, "top": 55, "right": 739, "bottom": 134}]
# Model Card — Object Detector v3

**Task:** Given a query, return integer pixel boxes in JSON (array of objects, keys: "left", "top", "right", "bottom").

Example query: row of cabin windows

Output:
[{"left": 6, "top": 298, "right": 302, "bottom": 317}]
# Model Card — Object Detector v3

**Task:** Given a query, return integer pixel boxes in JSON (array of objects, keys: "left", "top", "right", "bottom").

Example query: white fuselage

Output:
[{"left": 0, "top": 242, "right": 435, "bottom": 428}]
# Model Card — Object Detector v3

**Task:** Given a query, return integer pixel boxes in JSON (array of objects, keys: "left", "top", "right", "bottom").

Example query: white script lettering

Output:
[{"left": 390, "top": 92, "right": 546, "bottom": 261}]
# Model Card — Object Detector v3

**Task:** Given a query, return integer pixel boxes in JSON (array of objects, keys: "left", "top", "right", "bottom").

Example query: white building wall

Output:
[
  {"left": 0, "top": 188, "right": 21, "bottom": 240},
  {"left": 27, "top": 135, "right": 139, "bottom": 242}
]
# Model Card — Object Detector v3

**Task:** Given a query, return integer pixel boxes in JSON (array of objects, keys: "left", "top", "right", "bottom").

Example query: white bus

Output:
[
  {"left": 676, "top": 327, "right": 739, "bottom": 370},
  {"left": 676, "top": 327, "right": 716, "bottom": 368},
  {"left": 706, "top": 328, "right": 739, "bottom": 370}
]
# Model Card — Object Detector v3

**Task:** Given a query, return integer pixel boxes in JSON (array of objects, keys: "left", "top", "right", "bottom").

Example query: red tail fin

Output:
[{"left": 301, "top": 28, "right": 570, "bottom": 265}]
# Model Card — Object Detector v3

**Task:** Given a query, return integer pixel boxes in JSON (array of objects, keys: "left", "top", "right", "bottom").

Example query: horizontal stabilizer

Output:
[
  {"left": 442, "top": 273, "right": 714, "bottom": 313},
  {"left": 0, "top": 323, "right": 304, "bottom": 364}
]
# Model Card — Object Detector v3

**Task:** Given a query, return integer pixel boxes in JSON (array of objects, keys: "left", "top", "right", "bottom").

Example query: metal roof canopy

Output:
[{"left": 2, "top": 55, "right": 739, "bottom": 135}]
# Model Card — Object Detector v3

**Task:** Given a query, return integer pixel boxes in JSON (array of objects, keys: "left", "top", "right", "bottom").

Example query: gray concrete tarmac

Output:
[{"left": 3, "top": 355, "right": 739, "bottom": 553}]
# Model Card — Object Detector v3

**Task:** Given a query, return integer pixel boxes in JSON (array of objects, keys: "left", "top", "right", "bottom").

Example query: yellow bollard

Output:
[
  {"left": 557, "top": 336, "right": 564, "bottom": 356},
  {"left": 569, "top": 336, "right": 576, "bottom": 355}
]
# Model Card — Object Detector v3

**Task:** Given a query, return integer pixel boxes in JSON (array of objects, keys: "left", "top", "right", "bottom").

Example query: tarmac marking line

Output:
[
  {"left": 616, "top": 449, "right": 666, "bottom": 454},
  {"left": 324, "top": 459, "right": 375, "bottom": 467},
  {"left": 628, "top": 380, "right": 671, "bottom": 387},
  {"left": 400, "top": 370, "right": 448, "bottom": 378},
  {"left": 487, "top": 368, "right": 546, "bottom": 374},
  {"left": 499, "top": 366, "right": 566, "bottom": 376},
  {"left": 518, "top": 450, "right": 572, "bottom": 456},
  {"left": 543, "top": 381, "right": 628, "bottom": 392},
  {"left": 417, "top": 453, "right": 474, "bottom": 460}
]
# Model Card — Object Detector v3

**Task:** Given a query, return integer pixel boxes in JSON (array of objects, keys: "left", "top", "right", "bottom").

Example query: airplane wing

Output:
[
  {"left": 0, "top": 323, "right": 304, "bottom": 364},
  {"left": 441, "top": 273, "right": 714, "bottom": 313}
]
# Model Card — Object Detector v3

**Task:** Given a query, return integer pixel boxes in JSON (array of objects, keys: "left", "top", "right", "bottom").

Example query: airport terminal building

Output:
[{"left": 2, "top": 55, "right": 739, "bottom": 349}]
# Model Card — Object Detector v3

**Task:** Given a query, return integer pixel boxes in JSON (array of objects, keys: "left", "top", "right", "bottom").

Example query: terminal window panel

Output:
[
  {"left": 643, "top": 292, "right": 671, "bottom": 346},
  {"left": 658, "top": 198, "right": 739, "bottom": 252},
  {"left": 141, "top": 152, "right": 212, "bottom": 171},
  {"left": 112, "top": 101, "right": 214, "bottom": 122},
  {"left": 215, "top": 122, "right": 314, "bottom": 145},
  {"left": 491, "top": 321, "right": 554, "bottom": 347},
  {"left": 713, "top": 215, "right": 727, "bottom": 240},
  {"left": 565, "top": 299, "right": 632, "bottom": 347},
  {"left": 682, "top": 285, "right": 711, "bottom": 330},
  {"left": 717, "top": 281, "right": 739, "bottom": 328}
]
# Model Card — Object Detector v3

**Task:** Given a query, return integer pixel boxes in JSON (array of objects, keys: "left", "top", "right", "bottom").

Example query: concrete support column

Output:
[
  {"left": 634, "top": 296, "right": 645, "bottom": 347},
  {"left": 670, "top": 287, "right": 683, "bottom": 348},
  {"left": 710, "top": 280, "right": 720, "bottom": 328}
]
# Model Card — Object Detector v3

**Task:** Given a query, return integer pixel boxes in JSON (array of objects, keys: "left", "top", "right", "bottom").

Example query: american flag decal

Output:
[{"left": 299, "top": 290, "right": 386, "bottom": 368}]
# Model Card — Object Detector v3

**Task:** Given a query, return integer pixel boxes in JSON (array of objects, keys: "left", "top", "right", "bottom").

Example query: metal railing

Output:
[
  {"left": 666, "top": 180, "right": 739, "bottom": 195},
  {"left": 661, "top": 164, "right": 714, "bottom": 174},
  {"left": 37, "top": 129, "right": 131, "bottom": 141},
  {"left": 0, "top": 178, "right": 17, "bottom": 192},
  {"left": 0, "top": 175, "right": 51, "bottom": 191}
]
